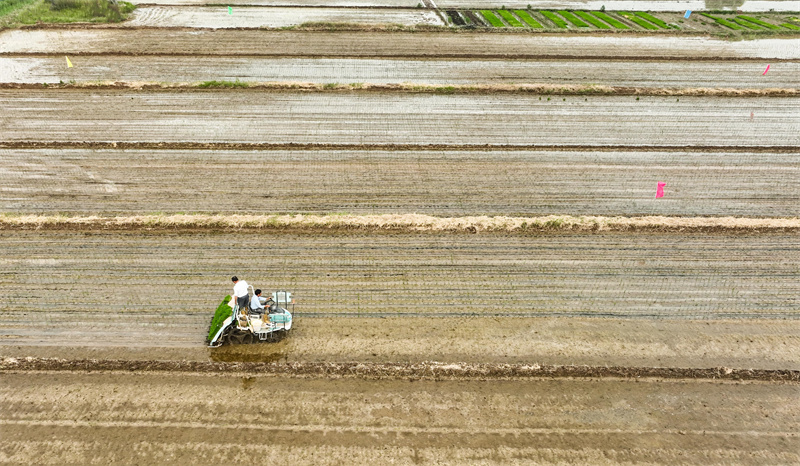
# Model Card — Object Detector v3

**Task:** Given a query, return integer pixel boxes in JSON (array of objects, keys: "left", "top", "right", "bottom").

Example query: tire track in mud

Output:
[{"left": 3, "top": 358, "right": 799, "bottom": 381}]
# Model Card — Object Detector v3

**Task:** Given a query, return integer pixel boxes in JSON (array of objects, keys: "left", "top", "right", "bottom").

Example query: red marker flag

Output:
[
  {"left": 656, "top": 182, "right": 666, "bottom": 198},
  {"left": 762, "top": 64, "right": 770, "bottom": 75}
]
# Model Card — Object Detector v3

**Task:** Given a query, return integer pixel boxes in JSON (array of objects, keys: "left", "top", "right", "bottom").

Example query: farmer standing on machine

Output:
[{"left": 231, "top": 276, "right": 250, "bottom": 310}]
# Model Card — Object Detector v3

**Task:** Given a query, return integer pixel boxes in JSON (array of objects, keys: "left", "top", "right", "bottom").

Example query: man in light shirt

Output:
[
  {"left": 231, "top": 276, "right": 250, "bottom": 310},
  {"left": 250, "top": 289, "right": 266, "bottom": 314}
]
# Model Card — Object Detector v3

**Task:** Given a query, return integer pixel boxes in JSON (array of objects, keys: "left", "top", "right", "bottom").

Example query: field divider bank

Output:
[
  {"left": 4, "top": 141, "right": 800, "bottom": 153},
  {"left": 3, "top": 214, "right": 799, "bottom": 233},
  {"left": 2, "top": 80, "right": 799, "bottom": 96},
  {"left": 3, "top": 357, "right": 798, "bottom": 381}
]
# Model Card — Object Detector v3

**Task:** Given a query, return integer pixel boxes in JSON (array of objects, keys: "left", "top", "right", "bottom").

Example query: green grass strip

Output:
[
  {"left": 731, "top": 17, "right": 762, "bottom": 29},
  {"left": 541, "top": 10, "right": 568, "bottom": 28},
  {"left": 208, "top": 295, "right": 233, "bottom": 341},
  {"left": 619, "top": 12, "right": 658, "bottom": 30},
  {"left": 633, "top": 11, "right": 668, "bottom": 28},
  {"left": 781, "top": 22, "right": 800, "bottom": 30},
  {"left": 557, "top": 10, "right": 589, "bottom": 27},
  {"left": 513, "top": 9, "right": 542, "bottom": 28},
  {"left": 8, "top": 0, "right": 135, "bottom": 25},
  {"left": 479, "top": 10, "right": 505, "bottom": 27},
  {"left": 700, "top": 13, "right": 743, "bottom": 30},
  {"left": 737, "top": 15, "right": 782, "bottom": 30},
  {"left": 497, "top": 9, "right": 524, "bottom": 27},
  {"left": 589, "top": 11, "right": 629, "bottom": 29},
  {"left": 574, "top": 10, "right": 610, "bottom": 29},
  {"left": 0, "top": 0, "right": 36, "bottom": 17},
  {"left": 198, "top": 80, "right": 249, "bottom": 88}
]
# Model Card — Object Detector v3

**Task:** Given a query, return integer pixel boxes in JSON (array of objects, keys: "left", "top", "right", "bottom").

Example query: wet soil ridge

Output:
[
  {"left": 2, "top": 214, "right": 800, "bottom": 233},
  {"left": 2, "top": 81, "right": 799, "bottom": 97},
  {"left": 3, "top": 358, "right": 798, "bottom": 381},
  {"left": 4, "top": 142, "right": 800, "bottom": 153}
]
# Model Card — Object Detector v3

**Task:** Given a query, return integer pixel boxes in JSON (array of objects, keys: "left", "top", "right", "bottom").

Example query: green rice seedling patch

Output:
[
  {"left": 619, "top": 12, "right": 659, "bottom": 30},
  {"left": 541, "top": 10, "right": 568, "bottom": 28},
  {"left": 633, "top": 12, "right": 669, "bottom": 28},
  {"left": 497, "top": 9, "right": 524, "bottom": 27},
  {"left": 557, "top": 10, "right": 589, "bottom": 27},
  {"left": 781, "top": 22, "right": 800, "bottom": 30},
  {"left": 574, "top": 11, "right": 609, "bottom": 29},
  {"left": 700, "top": 13, "right": 743, "bottom": 30},
  {"left": 513, "top": 10, "right": 542, "bottom": 28},
  {"left": 731, "top": 17, "right": 762, "bottom": 29},
  {"left": 589, "top": 11, "right": 629, "bottom": 29},
  {"left": 737, "top": 15, "right": 781, "bottom": 30},
  {"left": 208, "top": 295, "right": 233, "bottom": 341},
  {"left": 480, "top": 10, "right": 505, "bottom": 27}
]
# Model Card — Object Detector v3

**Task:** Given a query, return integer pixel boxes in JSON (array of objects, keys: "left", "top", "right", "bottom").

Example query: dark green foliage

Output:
[
  {"left": 590, "top": 11, "right": 629, "bottom": 29},
  {"left": 557, "top": 10, "right": 589, "bottom": 27},
  {"left": 541, "top": 10, "right": 568, "bottom": 28},
  {"left": 574, "top": 10, "right": 609, "bottom": 29},
  {"left": 513, "top": 9, "right": 541, "bottom": 28},
  {"left": 208, "top": 295, "right": 233, "bottom": 341}
]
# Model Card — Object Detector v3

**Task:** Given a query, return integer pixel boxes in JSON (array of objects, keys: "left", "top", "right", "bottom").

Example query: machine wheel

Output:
[{"left": 227, "top": 329, "right": 255, "bottom": 345}]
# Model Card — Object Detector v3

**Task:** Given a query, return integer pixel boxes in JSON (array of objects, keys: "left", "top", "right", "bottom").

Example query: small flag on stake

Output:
[
  {"left": 655, "top": 182, "right": 666, "bottom": 199},
  {"left": 750, "top": 111, "right": 754, "bottom": 121},
  {"left": 762, "top": 64, "right": 770, "bottom": 75},
  {"left": 228, "top": 5, "right": 232, "bottom": 14},
  {"left": 65, "top": 56, "right": 73, "bottom": 68},
  {"left": 684, "top": 10, "right": 691, "bottom": 18}
]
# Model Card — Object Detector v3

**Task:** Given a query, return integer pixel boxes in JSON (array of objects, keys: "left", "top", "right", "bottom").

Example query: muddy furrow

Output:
[
  {"left": 3, "top": 81, "right": 800, "bottom": 97},
  {"left": 2, "top": 91, "right": 798, "bottom": 147},
  {"left": 3, "top": 30, "right": 800, "bottom": 60},
  {"left": 3, "top": 357, "right": 800, "bottom": 381}
]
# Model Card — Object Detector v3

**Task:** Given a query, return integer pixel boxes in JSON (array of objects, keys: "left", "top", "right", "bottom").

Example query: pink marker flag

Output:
[
  {"left": 762, "top": 64, "right": 770, "bottom": 75},
  {"left": 655, "top": 182, "right": 666, "bottom": 198}
]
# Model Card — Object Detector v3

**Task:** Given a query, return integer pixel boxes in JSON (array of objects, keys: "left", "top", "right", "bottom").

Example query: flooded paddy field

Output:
[
  {"left": 3, "top": 56, "right": 800, "bottom": 88},
  {"left": 2, "top": 90, "right": 798, "bottom": 147},
  {"left": 1, "top": 148, "right": 798, "bottom": 217},
  {"left": 125, "top": 6, "right": 444, "bottom": 28},
  {"left": 3, "top": 30, "right": 800, "bottom": 59},
  {"left": 7, "top": 230, "right": 798, "bottom": 318},
  {"left": 1, "top": 2, "right": 799, "bottom": 462}
]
